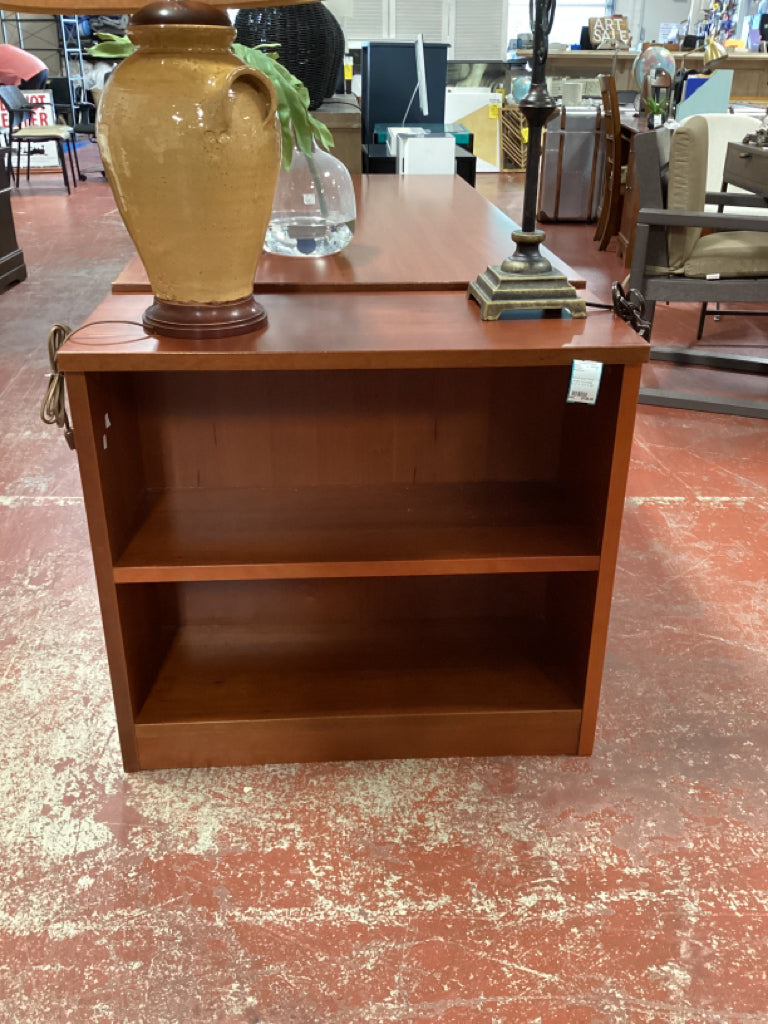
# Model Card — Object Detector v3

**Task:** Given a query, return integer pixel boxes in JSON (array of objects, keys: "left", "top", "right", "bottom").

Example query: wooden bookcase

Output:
[{"left": 60, "top": 290, "right": 648, "bottom": 771}]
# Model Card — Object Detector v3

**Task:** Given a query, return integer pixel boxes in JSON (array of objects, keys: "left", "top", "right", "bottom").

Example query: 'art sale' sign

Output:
[{"left": 0, "top": 91, "right": 61, "bottom": 170}]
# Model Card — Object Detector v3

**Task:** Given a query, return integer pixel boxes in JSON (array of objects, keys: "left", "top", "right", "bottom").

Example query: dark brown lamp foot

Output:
[{"left": 142, "top": 295, "right": 268, "bottom": 339}]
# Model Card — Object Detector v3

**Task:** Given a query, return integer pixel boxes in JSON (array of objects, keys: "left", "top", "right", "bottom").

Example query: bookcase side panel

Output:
[
  {"left": 577, "top": 363, "right": 643, "bottom": 754},
  {"left": 66, "top": 372, "right": 142, "bottom": 771}
]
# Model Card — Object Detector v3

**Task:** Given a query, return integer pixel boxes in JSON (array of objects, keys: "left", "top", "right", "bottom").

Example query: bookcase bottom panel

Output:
[
  {"left": 121, "top": 573, "right": 596, "bottom": 768},
  {"left": 135, "top": 707, "right": 583, "bottom": 769},
  {"left": 134, "top": 619, "right": 583, "bottom": 768}
]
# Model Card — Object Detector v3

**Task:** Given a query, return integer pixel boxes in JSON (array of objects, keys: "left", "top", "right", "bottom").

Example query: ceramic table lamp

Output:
[{"left": 1, "top": 0, "right": 318, "bottom": 338}]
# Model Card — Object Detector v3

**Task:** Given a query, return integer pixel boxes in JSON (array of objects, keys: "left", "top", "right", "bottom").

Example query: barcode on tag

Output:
[
  {"left": 303, "top": 192, "right": 316, "bottom": 206},
  {"left": 567, "top": 360, "right": 603, "bottom": 405}
]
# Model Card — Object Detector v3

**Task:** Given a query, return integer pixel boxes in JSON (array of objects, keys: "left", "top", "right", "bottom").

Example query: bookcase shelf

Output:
[
  {"left": 113, "top": 481, "right": 601, "bottom": 583},
  {"left": 60, "top": 290, "right": 647, "bottom": 771}
]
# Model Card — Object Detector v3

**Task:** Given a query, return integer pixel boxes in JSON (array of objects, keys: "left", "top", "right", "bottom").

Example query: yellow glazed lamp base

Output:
[{"left": 97, "top": 0, "right": 281, "bottom": 339}]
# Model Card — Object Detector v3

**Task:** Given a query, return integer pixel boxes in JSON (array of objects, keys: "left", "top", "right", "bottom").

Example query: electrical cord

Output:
[
  {"left": 40, "top": 324, "right": 75, "bottom": 450},
  {"left": 40, "top": 319, "right": 146, "bottom": 450}
]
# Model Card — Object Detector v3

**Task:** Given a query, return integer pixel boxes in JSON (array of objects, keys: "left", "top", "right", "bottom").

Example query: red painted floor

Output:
[{"left": 0, "top": 158, "right": 767, "bottom": 1023}]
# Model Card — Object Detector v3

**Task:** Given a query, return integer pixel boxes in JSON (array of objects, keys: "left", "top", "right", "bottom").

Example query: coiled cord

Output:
[
  {"left": 40, "top": 323, "right": 75, "bottom": 450},
  {"left": 40, "top": 319, "right": 147, "bottom": 450}
]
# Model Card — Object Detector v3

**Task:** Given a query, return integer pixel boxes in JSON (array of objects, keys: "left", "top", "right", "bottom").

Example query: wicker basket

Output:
[
  {"left": 235, "top": 2, "right": 345, "bottom": 111},
  {"left": 501, "top": 105, "right": 528, "bottom": 169}
]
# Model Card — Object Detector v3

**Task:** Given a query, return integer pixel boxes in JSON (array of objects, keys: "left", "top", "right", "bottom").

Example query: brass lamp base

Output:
[{"left": 468, "top": 265, "right": 587, "bottom": 321}]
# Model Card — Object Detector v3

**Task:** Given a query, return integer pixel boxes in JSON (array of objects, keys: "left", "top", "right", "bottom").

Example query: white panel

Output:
[
  {"left": 342, "top": 0, "right": 387, "bottom": 41},
  {"left": 393, "top": 0, "right": 447, "bottom": 42},
  {"left": 454, "top": 0, "right": 507, "bottom": 59}
]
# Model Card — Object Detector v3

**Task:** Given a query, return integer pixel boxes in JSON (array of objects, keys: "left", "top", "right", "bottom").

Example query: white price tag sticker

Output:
[
  {"left": 303, "top": 192, "right": 316, "bottom": 206},
  {"left": 567, "top": 360, "right": 603, "bottom": 405}
]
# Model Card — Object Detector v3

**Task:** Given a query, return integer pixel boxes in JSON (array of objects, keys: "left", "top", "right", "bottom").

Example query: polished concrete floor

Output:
[{"left": 1, "top": 158, "right": 767, "bottom": 1023}]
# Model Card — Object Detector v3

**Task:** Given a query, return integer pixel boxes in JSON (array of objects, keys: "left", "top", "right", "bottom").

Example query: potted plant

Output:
[{"left": 645, "top": 96, "right": 667, "bottom": 129}]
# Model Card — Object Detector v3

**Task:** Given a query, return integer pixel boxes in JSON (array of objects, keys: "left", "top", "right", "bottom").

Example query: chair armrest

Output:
[
  {"left": 637, "top": 207, "right": 768, "bottom": 232},
  {"left": 706, "top": 190, "right": 768, "bottom": 209}
]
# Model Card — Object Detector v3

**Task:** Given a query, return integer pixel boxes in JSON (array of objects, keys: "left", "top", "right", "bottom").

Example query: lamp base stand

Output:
[
  {"left": 468, "top": 264, "right": 587, "bottom": 321},
  {"left": 142, "top": 295, "right": 268, "bottom": 339}
]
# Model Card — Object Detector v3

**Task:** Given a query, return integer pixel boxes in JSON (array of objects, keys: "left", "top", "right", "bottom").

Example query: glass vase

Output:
[{"left": 264, "top": 143, "right": 356, "bottom": 258}]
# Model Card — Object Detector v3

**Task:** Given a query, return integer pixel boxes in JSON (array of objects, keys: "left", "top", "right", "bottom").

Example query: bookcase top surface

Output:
[{"left": 58, "top": 291, "right": 649, "bottom": 372}]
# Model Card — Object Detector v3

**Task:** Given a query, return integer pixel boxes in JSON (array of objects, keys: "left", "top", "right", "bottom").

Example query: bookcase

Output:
[{"left": 59, "top": 289, "right": 647, "bottom": 771}]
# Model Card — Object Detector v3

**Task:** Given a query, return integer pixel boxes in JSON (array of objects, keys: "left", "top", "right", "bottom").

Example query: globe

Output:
[
  {"left": 632, "top": 46, "right": 676, "bottom": 89},
  {"left": 511, "top": 75, "right": 532, "bottom": 104}
]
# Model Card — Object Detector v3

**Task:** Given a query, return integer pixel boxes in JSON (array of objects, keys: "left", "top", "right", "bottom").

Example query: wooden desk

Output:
[
  {"left": 112, "top": 174, "right": 587, "bottom": 294},
  {"left": 723, "top": 141, "right": 768, "bottom": 197}
]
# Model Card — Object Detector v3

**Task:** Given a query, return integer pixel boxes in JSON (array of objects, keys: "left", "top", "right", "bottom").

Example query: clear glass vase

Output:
[{"left": 264, "top": 143, "right": 356, "bottom": 258}]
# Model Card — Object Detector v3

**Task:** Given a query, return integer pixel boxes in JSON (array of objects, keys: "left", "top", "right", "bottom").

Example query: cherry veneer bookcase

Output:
[{"left": 59, "top": 290, "right": 648, "bottom": 771}]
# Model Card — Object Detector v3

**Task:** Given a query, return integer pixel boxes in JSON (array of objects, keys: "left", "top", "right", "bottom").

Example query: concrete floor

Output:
[{"left": 1, "top": 155, "right": 767, "bottom": 1023}]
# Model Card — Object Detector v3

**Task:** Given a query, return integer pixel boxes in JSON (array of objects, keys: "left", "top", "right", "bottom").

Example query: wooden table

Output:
[
  {"left": 723, "top": 141, "right": 768, "bottom": 198},
  {"left": 112, "top": 174, "right": 587, "bottom": 294}
]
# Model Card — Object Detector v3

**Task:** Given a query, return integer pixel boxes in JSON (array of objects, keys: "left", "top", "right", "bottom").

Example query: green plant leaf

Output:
[{"left": 232, "top": 42, "right": 335, "bottom": 169}]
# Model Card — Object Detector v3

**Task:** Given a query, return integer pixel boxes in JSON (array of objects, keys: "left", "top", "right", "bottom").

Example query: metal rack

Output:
[{"left": 57, "top": 15, "right": 88, "bottom": 127}]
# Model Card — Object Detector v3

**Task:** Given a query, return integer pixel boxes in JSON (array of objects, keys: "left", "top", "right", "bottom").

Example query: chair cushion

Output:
[
  {"left": 683, "top": 230, "right": 768, "bottom": 278},
  {"left": 13, "top": 125, "right": 72, "bottom": 141},
  {"left": 667, "top": 115, "right": 709, "bottom": 271}
]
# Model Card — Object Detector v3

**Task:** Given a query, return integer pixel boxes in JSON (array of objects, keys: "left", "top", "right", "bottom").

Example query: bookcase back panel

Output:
[{"left": 129, "top": 368, "right": 570, "bottom": 490}]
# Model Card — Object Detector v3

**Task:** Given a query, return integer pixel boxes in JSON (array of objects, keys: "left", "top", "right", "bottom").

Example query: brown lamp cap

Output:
[{"left": 131, "top": 0, "right": 231, "bottom": 26}]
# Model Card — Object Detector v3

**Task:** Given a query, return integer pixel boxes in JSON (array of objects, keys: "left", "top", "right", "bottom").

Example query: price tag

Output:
[
  {"left": 489, "top": 104, "right": 499, "bottom": 119},
  {"left": 522, "top": 126, "right": 529, "bottom": 143},
  {"left": 567, "top": 360, "right": 603, "bottom": 405},
  {"left": 303, "top": 192, "right": 316, "bottom": 206}
]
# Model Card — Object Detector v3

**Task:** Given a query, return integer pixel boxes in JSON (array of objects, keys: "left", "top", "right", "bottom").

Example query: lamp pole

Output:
[
  {"left": 467, "top": 0, "right": 586, "bottom": 320},
  {"left": 507, "top": 0, "right": 557, "bottom": 273}
]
